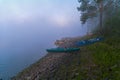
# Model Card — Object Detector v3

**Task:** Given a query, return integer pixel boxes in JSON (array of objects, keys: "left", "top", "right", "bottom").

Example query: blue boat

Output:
[
  {"left": 76, "top": 37, "right": 104, "bottom": 46},
  {"left": 75, "top": 40, "right": 88, "bottom": 46}
]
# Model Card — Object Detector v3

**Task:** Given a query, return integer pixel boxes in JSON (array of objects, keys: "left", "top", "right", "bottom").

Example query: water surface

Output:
[{"left": 0, "top": 0, "right": 88, "bottom": 79}]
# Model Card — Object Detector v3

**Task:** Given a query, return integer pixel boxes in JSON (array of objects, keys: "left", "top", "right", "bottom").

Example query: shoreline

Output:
[
  {"left": 12, "top": 35, "right": 93, "bottom": 80},
  {"left": 12, "top": 52, "right": 71, "bottom": 80}
]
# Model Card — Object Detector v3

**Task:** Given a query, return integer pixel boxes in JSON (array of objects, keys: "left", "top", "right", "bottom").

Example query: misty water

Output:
[
  {"left": 0, "top": 18, "right": 89, "bottom": 80},
  {"left": 0, "top": 0, "right": 91, "bottom": 80}
]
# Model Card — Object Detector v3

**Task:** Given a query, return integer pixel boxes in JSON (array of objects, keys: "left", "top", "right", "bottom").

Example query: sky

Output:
[
  {"left": 0, "top": 0, "right": 80, "bottom": 26},
  {"left": 0, "top": 0, "right": 83, "bottom": 49}
]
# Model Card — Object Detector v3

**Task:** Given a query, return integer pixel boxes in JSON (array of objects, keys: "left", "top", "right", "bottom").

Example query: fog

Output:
[{"left": 0, "top": 0, "right": 89, "bottom": 79}]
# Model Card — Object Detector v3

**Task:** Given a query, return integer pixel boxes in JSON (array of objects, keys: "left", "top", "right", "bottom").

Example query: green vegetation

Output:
[
  {"left": 13, "top": 13, "right": 120, "bottom": 80},
  {"left": 77, "top": 0, "right": 120, "bottom": 34},
  {"left": 53, "top": 14, "right": 120, "bottom": 80},
  {"left": 88, "top": 15, "right": 120, "bottom": 80}
]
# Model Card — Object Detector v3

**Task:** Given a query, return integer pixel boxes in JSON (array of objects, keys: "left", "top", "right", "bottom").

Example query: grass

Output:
[
  {"left": 85, "top": 15, "right": 120, "bottom": 80},
  {"left": 52, "top": 15, "right": 120, "bottom": 80},
  {"left": 13, "top": 14, "right": 120, "bottom": 80}
]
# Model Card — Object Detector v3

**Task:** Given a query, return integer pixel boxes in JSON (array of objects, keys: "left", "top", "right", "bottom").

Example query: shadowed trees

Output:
[{"left": 77, "top": 0, "right": 120, "bottom": 34}]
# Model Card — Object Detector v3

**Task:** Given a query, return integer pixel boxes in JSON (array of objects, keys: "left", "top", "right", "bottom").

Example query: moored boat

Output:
[
  {"left": 46, "top": 48, "right": 80, "bottom": 53},
  {"left": 76, "top": 37, "right": 104, "bottom": 46}
]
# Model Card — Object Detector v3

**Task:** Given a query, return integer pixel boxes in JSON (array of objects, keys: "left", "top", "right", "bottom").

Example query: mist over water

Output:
[
  {"left": 0, "top": 18, "right": 88, "bottom": 79},
  {"left": 0, "top": 0, "right": 89, "bottom": 80}
]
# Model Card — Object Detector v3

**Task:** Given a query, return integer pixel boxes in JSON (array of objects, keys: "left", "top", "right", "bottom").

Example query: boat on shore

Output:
[
  {"left": 76, "top": 37, "right": 104, "bottom": 46},
  {"left": 46, "top": 48, "right": 80, "bottom": 53}
]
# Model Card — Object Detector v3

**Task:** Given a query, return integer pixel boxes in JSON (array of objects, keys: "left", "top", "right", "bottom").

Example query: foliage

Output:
[
  {"left": 77, "top": 0, "right": 120, "bottom": 25},
  {"left": 87, "top": 15, "right": 120, "bottom": 80},
  {"left": 52, "top": 15, "right": 120, "bottom": 80},
  {"left": 13, "top": 13, "right": 120, "bottom": 80}
]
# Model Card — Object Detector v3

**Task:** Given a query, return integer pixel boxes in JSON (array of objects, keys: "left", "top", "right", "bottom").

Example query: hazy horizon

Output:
[
  {"left": 0, "top": 0, "right": 89, "bottom": 79},
  {"left": 0, "top": 0, "right": 87, "bottom": 49}
]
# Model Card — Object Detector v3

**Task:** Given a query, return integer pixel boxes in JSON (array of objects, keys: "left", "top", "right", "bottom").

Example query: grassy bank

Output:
[
  {"left": 87, "top": 16, "right": 120, "bottom": 80},
  {"left": 50, "top": 15, "right": 120, "bottom": 80},
  {"left": 13, "top": 15, "right": 120, "bottom": 80}
]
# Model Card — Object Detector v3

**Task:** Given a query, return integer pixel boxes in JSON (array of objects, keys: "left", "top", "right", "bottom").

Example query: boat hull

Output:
[
  {"left": 46, "top": 48, "right": 80, "bottom": 53},
  {"left": 76, "top": 37, "right": 104, "bottom": 46}
]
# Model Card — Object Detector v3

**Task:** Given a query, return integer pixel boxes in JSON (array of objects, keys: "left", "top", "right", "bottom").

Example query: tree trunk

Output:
[
  {"left": 115, "top": 0, "right": 120, "bottom": 14},
  {"left": 115, "top": 0, "right": 119, "bottom": 15},
  {"left": 99, "top": 2, "right": 103, "bottom": 34}
]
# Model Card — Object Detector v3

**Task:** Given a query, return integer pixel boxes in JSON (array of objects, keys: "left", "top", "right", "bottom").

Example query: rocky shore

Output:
[
  {"left": 12, "top": 35, "right": 93, "bottom": 80},
  {"left": 12, "top": 52, "right": 73, "bottom": 80}
]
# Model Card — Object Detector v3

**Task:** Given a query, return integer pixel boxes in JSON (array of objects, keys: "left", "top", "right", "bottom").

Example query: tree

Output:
[
  {"left": 77, "top": 0, "right": 97, "bottom": 24},
  {"left": 114, "top": 0, "right": 120, "bottom": 14},
  {"left": 77, "top": 0, "right": 119, "bottom": 34}
]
